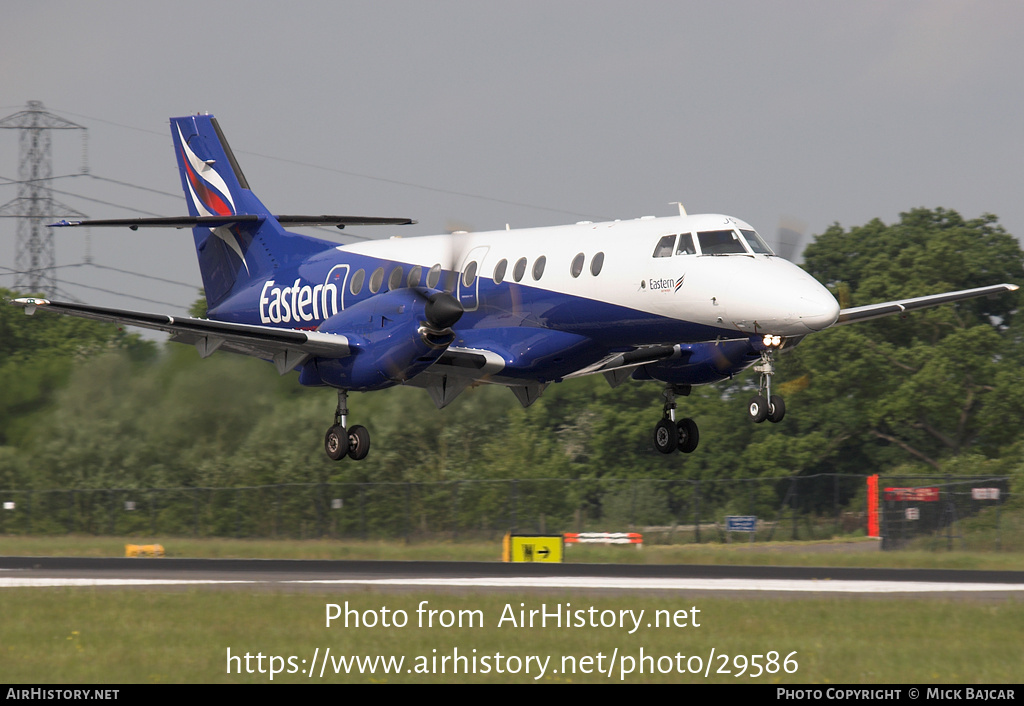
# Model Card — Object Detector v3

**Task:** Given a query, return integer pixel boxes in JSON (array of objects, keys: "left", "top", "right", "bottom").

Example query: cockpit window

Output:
[
  {"left": 652, "top": 234, "right": 676, "bottom": 258},
  {"left": 676, "top": 233, "right": 696, "bottom": 255},
  {"left": 697, "top": 229, "right": 748, "bottom": 255},
  {"left": 740, "top": 229, "right": 773, "bottom": 255}
]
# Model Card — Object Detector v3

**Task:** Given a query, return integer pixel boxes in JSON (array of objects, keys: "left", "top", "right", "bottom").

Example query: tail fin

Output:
[{"left": 170, "top": 114, "right": 327, "bottom": 311}]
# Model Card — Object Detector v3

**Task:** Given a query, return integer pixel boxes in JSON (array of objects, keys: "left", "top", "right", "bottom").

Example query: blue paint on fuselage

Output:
[{"left": 208, "top": 246, "right": 759, "bottom": 388}]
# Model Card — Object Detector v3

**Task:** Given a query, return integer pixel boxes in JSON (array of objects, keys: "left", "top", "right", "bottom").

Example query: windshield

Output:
[
  {"left": 740, "top": 229, "right": 774, "bottom": 255},
  {"left": 697, "top": 229, "right": 747, "bottom": 255}
]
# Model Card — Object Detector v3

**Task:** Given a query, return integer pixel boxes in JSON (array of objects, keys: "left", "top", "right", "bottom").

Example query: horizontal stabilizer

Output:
[{"left": 50, "top": 215, "right": 415, "bottom": 230}]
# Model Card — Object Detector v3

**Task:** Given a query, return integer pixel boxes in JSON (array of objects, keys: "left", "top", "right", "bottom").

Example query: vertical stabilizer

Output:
[{"left": 169, "top": 114, "right": 328, "bottom": 311}]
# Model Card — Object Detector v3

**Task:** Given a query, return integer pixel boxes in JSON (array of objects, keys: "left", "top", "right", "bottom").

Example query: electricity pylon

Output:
[{"left": 0, "top": 100, "right": 87, "bottom": 294}]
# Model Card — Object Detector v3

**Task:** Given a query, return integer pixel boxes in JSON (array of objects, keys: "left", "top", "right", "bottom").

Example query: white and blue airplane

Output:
[{"left": 12, "top": 114, "right": 1018, "bottom": 461}]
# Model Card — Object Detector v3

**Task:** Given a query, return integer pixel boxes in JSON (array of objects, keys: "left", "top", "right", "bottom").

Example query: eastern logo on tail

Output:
[
  {"left": 173, "top": 120, "right": 253, "bottom": 286},
  {"left": 176, "top": 124, "right": 236, "bottom": 218}
]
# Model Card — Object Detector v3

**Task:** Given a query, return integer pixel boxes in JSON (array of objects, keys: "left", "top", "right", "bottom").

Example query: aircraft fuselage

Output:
[{"left": 209, "top": 212, "right": 838, "bottom": 390}]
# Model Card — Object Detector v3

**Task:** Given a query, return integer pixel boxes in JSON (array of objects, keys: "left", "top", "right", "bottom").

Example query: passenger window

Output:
[
  {"left": 532, "top": 255, "right": 546, "bottom": 281},
  {"left": 697, "top": 230, "right": 747, "bottom": 255},
  {"left": 407, "top": 265, "right": 422, "bottom": 287},
  {"left": 676, "top": 233, "right": 696, "bottom": 255},
  {"left": 350, "top": 268, "right": 365, "bottom": 295},
  {"left": 388, "top": 266, "right": 403, "bottom": 291},
  {"left": 513, "top": 257, "right": 527, "bottom": 282},
  {"left": 369, "top": 267, "right": 384, "bottom": 293},
  {"left": 591, "top": 251, "right": 605, "bottom": 276},
  {"left": 426, "top": 264, "right": 442, "bottom": 288},
  {"left": 493, "top": 258, "right": 508, "bottom": 284},
  {"left": 652, "top": 234, "right": 676, "bottom": 258},
  {"left": 570, "top": 252, "right": 585, "bottom": 278}
]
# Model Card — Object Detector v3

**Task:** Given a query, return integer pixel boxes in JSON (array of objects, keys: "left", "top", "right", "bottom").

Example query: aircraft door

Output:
[
  {"left": 324, "top": 264, "right": 350, "bottom": 314},
  {"left": 457, "top": 246, "right": 489, "bottom": 312}
]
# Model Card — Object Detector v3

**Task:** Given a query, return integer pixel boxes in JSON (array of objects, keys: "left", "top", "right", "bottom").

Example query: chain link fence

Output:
[
  {"left": 879, "top": 475, "right": 1013, "bottom": 551},
  {"left": 0, "top": 474, "right": 1013, "bottom": 549}
]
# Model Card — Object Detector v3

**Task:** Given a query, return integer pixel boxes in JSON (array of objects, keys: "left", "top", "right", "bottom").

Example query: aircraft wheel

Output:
[
  {"left": 748, "top": 395, "right": 769, "bottom": 423},
  {"left": 325, "top": 425, "right": 348, "bottom": 461},
  {"left": 767, "top": 395, "right": 786, "bottom": 424},
  {"left": 677, "top": 418, "right": 699, "bottom": 453},
  {"left": 653, "top": 418, "right": 679, "bottom": 454},
  {"left": 347, "top": 424, "right": 371, "bottom": 461}
]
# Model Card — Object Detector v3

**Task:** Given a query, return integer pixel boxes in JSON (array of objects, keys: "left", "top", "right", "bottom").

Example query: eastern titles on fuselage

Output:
[{"left": 259, "top": 277, "right": 340, "bottom": 325}]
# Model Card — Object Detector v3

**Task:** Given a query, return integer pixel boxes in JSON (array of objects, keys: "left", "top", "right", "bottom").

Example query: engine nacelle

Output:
[{"left": 306, "top": 288, "right": 463, "bottom": 391}]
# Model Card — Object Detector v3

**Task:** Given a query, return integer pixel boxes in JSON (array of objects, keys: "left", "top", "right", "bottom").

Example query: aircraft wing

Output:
[
  {"left": 9, "top": 297, "right": 350, "bottom": 374},
  {"left": 835, "top": 283, "right": 1018, "bottom": 325}
]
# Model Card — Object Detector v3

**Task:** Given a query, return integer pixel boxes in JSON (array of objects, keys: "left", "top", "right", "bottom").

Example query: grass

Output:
[
  {"left": 0, "top": 589, "right": 1020, "bottom": 684},
  {"left": 1, "top": 534, "right": 1024, "bottom": 570},
  {"left": 2, "top": 535, "right": 1022, "bottom": 684}
]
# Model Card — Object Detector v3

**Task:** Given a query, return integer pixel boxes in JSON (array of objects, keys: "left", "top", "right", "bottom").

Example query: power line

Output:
[
  {"left": 84, "top": 173, "right": 182, "bottom": 200},
  {"left": 0, "top": 174, "right": 169, "bottom": 217},
  {"left": 16, "top": 262, "right": 198, "bottom": 291},
  {"left": 0, "top": 265, "right": 189, "bottom": 309},
  {"left": 47, "top": 106, "right": 611, "bottom": 221},
  {"left": 239, "top": 148, "right": 612, "bottom": 221},
  {"left": 0, "top": 173, "right": 183, "bottom": 201},
  {"left": 74, "top": 262, "right": 199, "bottom": 290},
  {"left": 51, "top": 277, "right": 187, "bottom": 309}
]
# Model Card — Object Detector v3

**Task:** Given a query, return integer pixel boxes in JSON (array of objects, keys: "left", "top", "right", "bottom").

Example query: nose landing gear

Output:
[
  {"left": 653, "top": 384, "right": 699, "bottom": 454},
  {"left": 325, "top": 389, "right": 371, "bottom": 461},
  {"left": 748, "top": 345, "right": 785, "bottom": 424}
]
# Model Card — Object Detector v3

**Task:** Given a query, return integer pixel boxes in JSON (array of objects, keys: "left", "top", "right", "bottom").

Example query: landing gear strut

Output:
[
  {"left": 325, "top": 389, "right": 371, "bottom": 461},
  {"left": 653, "top": 384, "right": 699, "bottom": 454},
  {"left": 748, "top": 347, "right": 785, "bottom": 424}
]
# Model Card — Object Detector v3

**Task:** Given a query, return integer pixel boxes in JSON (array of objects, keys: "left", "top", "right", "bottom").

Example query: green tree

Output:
[
  {"left": 0, "top": 288, "right": 154, "bottom": 448},
  {"left": 779, "top": 208, "right": 1023, "bottom": 473}
]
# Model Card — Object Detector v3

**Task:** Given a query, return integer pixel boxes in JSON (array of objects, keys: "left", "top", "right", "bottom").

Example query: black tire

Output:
[
  {"left": 767, "top": 395, "right": 786, "bottom": 423},
  {"left": 347, "top": 424, "right": 371, "bottom": 461},
  {"left": 653, "top": 418, "right": 678, "bottom": 454},
  {"left": 677, "top": 418, "right": 699, "bottom": 453},
  {"left": 325, "top": 425, "right": 347, "bottom": 461},
  {"left": 748, "top": 395, "right": 768, "bottom": 423}
]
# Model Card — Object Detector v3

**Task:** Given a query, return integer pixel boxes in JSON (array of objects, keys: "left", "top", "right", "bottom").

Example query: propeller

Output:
[
  {"left": 416, "top": 221, "right": 470, "bottom": 333},
  {"left": 772, "top": 216, "right": 808, "bottom": 262},
  {"left": 424, "top": 290, "right": 464, "bottom": 330}
]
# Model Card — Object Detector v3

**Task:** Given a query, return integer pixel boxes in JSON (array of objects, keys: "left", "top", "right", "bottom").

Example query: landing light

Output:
[{"left": 762, "top": 334, "right": 782, "bottom": 348}]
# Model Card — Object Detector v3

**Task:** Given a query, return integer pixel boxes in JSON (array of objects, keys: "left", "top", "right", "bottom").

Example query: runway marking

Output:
[
  {"left": 2, "top": 576, "right": 1022, "bottom": 593},
  {"left": 0, "top": 578, "right": 254, "bottom": 587},
  {"left": 291, "top": 577, "right": 1024, "bottom": 593}
]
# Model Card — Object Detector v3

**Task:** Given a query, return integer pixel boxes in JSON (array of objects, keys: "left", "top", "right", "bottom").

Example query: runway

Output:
[{"left": 2, "top": 557, "right": 1023, "bottom": 597}]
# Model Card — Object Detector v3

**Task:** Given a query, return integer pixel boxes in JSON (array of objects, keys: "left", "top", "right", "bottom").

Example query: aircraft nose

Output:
[{"left": 798, "top": 291, "right": 840, "bottom": 332}]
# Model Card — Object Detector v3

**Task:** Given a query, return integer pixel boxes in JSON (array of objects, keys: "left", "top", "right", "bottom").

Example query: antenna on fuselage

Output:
[{"left": 670, "top": 202, "right": 687, "bottom": 216}]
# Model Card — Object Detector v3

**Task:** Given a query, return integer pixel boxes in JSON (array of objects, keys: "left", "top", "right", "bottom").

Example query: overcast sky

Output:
[{"left": 2, "top": 1, "right": 1022, "bottom": 313}]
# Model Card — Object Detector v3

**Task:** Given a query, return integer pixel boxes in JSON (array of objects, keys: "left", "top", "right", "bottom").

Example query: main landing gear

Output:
[
  {"left": 748, "top": 344, "right": 785, "bottom": 425},
  {"left": 325, "top": 389, "right": 371, "bottom": 461},
  {"left": 653, "top": 384, "right": 699, "bottom": 454}
]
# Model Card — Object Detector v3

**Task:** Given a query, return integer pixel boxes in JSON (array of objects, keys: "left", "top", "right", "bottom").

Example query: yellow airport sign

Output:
[{"left": 503, "top": 533, "right": 564, "bottom": 563}]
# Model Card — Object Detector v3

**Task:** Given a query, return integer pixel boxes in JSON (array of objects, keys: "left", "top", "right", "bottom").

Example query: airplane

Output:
[{"left": 10, "top": 114, "right": 1019, "bottom": 461}]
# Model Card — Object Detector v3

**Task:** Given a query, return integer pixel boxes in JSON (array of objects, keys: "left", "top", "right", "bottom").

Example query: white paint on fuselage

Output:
[{"left": 338, "top": 214, "right": 839, "bottom": 339}]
